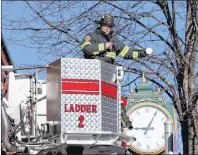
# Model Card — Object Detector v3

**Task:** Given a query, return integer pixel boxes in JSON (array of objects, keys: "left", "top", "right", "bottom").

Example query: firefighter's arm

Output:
[
  {"left": 81, "top": 35, "right": 107, "bottom": 56},
  {"left": 118, "top": 48, "right": 149, "bottom": 59},
  {"left": 113, "top": 38, "right": 152, "bottom": 59}
]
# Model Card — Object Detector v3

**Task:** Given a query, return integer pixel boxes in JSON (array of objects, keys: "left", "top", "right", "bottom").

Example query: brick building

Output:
[{"left": 1, "top": 35, "right": 14, "bottom": 99}]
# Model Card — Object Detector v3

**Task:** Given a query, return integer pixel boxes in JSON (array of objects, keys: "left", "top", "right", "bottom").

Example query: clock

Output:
[{"left": 123, "top": 102, "right": 173, "bottom": 155}]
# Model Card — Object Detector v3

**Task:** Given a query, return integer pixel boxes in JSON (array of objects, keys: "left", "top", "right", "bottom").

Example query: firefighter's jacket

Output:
[{"left": 81, "top": 28, "right": 148, "bottom": 64}]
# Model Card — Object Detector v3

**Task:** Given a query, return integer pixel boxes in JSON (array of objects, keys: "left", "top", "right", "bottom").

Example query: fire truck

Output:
[{"left": 1, "top": 58, "right": 136, "bottom": 155}]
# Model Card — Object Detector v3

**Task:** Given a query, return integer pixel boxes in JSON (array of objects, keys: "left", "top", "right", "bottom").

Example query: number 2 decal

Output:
[{"left": 78, "top": 115, "right": 84, "bottom": 128}]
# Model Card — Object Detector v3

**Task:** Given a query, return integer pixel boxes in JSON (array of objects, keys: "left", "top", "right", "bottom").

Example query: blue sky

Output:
[
  {"left": 2, "top": 2, "right": 49, "bottom": 63},
  {"left": 2, "top": 1, "right": 184, "bottom": 153},
  {"left": 2, "top": 1, "right": 181, "bottom": 69},
  {"left": 2, "top": 1, "right": 186, "bottom": 72},
  {"left": 2, "top": 1, "right": 57, "bottom": 76}
]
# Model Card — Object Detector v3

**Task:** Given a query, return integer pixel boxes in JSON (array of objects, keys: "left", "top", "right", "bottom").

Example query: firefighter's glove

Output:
[
  {"left": 145, "top": 48, "right": 153, "bottom": 55},
  {"left": 106, "top": 42, "right": 113, "bottom": 49}
]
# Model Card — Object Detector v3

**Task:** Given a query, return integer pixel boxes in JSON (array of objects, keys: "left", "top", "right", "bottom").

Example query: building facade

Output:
[{"left": 1, "top": 35, "right": 14, "bottom": 99}]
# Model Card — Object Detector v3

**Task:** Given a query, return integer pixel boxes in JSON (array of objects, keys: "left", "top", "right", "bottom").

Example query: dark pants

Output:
[{"left": 121, "top": 109, "right": 133, "bottom": 130}]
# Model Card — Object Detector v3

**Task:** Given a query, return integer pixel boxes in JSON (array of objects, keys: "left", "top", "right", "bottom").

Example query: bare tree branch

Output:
[
  {"left": 103, "top": 1, "right": 174, "bottom": 51},
  {"left": 24, "top": 0, "right": 81, "bottom": 43}
]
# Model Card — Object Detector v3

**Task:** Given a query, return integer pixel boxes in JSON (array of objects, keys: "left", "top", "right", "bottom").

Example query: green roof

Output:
[{"left": 136, "top": 83, "right": 153, "bottom": 93}]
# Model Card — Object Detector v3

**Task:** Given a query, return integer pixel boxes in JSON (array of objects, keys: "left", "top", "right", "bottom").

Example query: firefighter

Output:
[
  {"left": 81, "top": 14, "right": 153, "bottom": 64},
  {"left": 81, "top": 14, "right": 153, "bottom": 131}
]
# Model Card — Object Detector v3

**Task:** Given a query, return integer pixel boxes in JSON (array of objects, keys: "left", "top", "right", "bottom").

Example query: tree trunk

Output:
[
  {"left": 189, "top": 111, "right": 198, "bottom": 154},
  {"left": 181, "top": 110, "right": 198, "bottom": 154},
  {"left": 181, "top": 121, "right": 189, "bottom": 154}
]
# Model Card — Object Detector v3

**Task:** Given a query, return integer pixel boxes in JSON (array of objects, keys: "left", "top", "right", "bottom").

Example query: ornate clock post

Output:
[{"left": 123, "top": 74, "right": 177, "bottom": 155}]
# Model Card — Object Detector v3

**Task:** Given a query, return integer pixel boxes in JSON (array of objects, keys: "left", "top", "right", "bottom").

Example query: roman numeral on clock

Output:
[
  {"left": 145, "top": 107, "right": 149, "bottom": 113},
  {"left": 136, "top": 110, "right": 140, "bottom": 115},
  {"left": 147, "top": 145, "right": 150, "bottom": 150},
  {"left": 136, "top": 142, "right": 141, "bottom": 147}
]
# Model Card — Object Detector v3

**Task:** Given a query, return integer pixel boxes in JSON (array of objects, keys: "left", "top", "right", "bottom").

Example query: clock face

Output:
[{"left": 124, "top": 103, "right": 172, "bottom": 154}]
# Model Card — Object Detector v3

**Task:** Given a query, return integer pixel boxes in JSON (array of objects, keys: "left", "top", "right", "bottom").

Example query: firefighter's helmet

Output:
[{"left": 97, "top": 14, "right": 114, "bottom": 27}]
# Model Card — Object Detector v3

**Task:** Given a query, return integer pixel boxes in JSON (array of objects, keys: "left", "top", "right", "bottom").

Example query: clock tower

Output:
[{"left": 123, "top": 73, "right": 177, "bottom": 155}]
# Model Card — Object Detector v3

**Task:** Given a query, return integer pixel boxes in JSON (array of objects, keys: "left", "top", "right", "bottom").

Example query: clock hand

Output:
[
  {"left": 133, "top": 127, "right": 154, "bottom": 130},
  {"left": 144, "top": 110, "right": 158, "bottom": 135}
]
